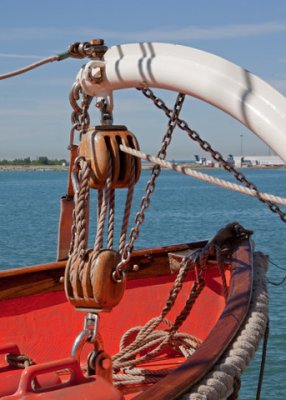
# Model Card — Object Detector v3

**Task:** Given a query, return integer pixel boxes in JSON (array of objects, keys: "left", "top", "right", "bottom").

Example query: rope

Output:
[
  {"left": 216, "top": 248, "right": 229, "bottom": 301},
  {"left": 97, "top": 190, "right": 103, "bottom": 221},
  {"left": 69, "top": 158, "right": 90, "bottom": 283},
  {"left": 119, "top": 159, "right": 136, "bottom": 254},
  {"left": 113, "top": 319, "right": 201, "bottom": 384},
  {"left": 0, "top": 53, "right": 70, "bottom": 80},
  {"left": 181, "top": 251, "right": 269, "bottom": 400},
  {"left": 66, "top": 148, "right": 138, "bottom": 302},
  {"left": 120, "top": 145, "right": 286, "bottom": 206},
  {"left": 0, "top": 41, "right": 107, "bottom": 81},
  {"left": 170, "top": 277, "right": 205, "bottom": 335},
  {"left": 107, "top": 189, "right": 115, "bottom": 249},
  {"left": 74, "top": 160, "right": 90, "bottom": 258},
  {"left": 112, "top": 254, "right": 203, "bottom": 385},
  {"left": 92, "top": 153, "right": 113, "bottom": 261}
]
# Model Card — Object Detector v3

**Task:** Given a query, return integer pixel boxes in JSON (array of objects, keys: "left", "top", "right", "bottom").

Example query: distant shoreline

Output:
[
  {"left": 0, "top": 165, "right": 68, "bottom": 172},
  {"left": 0, "top": 163, "right": 285, "bottom": 173}
]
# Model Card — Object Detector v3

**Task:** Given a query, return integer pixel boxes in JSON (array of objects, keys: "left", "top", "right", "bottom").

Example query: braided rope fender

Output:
[{"left": 181, "top": 252, "right": 269, "bottom": 400}]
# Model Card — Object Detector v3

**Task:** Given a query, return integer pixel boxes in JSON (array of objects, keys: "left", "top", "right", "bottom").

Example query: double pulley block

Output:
[
  {"left": 65, "top": 249, "right": 124, "bottom": 312},
  {"left": 65, "top": 124, "right": 141, "bottom": 312},
  {"left": 80, "top": 125, "right": 141, "bottom": 189}
]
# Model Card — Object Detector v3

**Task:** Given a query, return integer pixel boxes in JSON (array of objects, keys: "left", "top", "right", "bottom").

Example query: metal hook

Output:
[{"left": 71, "top": 313, "right": 99, "bottom": 361}]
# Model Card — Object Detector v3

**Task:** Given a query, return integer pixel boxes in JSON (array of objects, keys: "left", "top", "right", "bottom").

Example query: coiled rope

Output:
[{"left": 112, "top": 253, "right": 204, "bottom": 386}]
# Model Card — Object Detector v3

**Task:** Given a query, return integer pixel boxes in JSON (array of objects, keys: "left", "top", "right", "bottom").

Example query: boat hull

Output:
[{"left": 0, "top": 240, "right": 253, "bottom": 399}]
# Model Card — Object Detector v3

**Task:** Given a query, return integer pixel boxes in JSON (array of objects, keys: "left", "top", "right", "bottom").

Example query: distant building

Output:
[
  {"left": 194, "top": 154, "right": 285, "bottom": 168},
  {"left": 233, "top": 155, "right": 285, "bottom": 167},
  {"left": 240, "top": 157, "right": 253, "bottom": 167},
  {"left": 194, "top": 155, "right": 215, "bottom": 167},
  {"left": 227, "top": 154, "right": 235, "bottom": 167}
]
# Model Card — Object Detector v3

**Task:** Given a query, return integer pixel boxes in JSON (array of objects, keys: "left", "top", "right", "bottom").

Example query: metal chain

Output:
[
  {"left": 69, "top": 80, "right": 93, "bottom": 138},
  {"left": 138, "top": 87, "right": 286, "bottom": 223},
  {"left": 113, "top": 93, "right": 185, "bottom": 280}
]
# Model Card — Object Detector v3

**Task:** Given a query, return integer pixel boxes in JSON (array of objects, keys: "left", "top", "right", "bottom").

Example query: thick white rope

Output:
[
  {"left": 181, "top": 251, "right": 269, "bottom": 400},
  {"left": 120, "top": 145, "right": 286, "bottom": 206}
]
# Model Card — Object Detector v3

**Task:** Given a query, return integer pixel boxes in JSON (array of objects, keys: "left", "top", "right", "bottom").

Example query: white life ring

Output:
[{"left": 79, "top": 42, "right": 286, "bottom": 163}]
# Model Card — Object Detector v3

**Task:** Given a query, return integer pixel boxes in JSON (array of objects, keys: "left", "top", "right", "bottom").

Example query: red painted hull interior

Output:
[
  {"left": 0, "top": 240, "right": 252, "bottom": 399},
  {"left": 0, "top": 267, "right": 228, "bottom": 363}
]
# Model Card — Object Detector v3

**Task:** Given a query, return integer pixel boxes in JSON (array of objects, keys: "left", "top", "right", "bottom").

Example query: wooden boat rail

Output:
[{"left": 0, "top": 241, "right": 210, "bottom": 301}]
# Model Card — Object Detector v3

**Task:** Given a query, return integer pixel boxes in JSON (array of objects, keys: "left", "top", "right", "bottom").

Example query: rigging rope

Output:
[
  {"left": 267, "top": 259, "right": 286, "bottom": 285},
  {"left": 119, "top": 158, "right": 136, "bottom": 254},
  {"left": 0, "top": 53, "right": 70, "bottom": 80},
  {"left": 0, "top": 40, "right": 108, "bottom": 80},
  {"left": 267, "top": 275, "right": 286, "bottom": 286},
  {"left": 120, "top": 145, "right": 286, "bottom": 206},
  {"left": 91, "top": 152, "right": 113, "bottom": 261}
]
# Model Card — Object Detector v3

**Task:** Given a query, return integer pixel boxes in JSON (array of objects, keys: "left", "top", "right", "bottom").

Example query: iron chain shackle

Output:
[
  {"left": 69, "top": 39, "right": 108, "bottom": 60},
  {"left": 69, "top": 80, "right": 93, "bottom": 136}
]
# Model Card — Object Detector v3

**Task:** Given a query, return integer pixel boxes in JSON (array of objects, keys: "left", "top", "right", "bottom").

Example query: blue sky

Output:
[{"left": 0, "top": 0, "right": 286, "bottom": 160}]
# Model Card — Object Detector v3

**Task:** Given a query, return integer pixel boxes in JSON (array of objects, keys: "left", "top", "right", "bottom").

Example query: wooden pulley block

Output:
[
  {"left": 79, "top": 125, "right": 141, "bottom": 189},
  {"left": 65, "top": 254, "right": 86, "bottom": 306},
  {"left": 88, "top": 249, "right": 126, "bottom": 312},
  {"left": 65, "top": 250, "right": 126, "bottom": 312}
]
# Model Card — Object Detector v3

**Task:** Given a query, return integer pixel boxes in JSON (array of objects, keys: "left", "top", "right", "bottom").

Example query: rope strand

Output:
[
  {"left": 120, "top": 145, "right": 286, "bottom": 206},
  {"left": 119, "top": 158, "right": 136, "bottom": 254},
  {"left": 0, "top": 53, "right": 69, "bottom": 80}
]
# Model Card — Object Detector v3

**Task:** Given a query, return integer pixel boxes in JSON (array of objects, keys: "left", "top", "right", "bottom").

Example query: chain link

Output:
[
  {"left": 114, "top": 93, "right": 186, "bottom": 280},
  {"left": 69, "top": 81, "right": 93, "bottom": 140},
  {"left": 138, "top": 87, "right": 286, "bottom": 223}
]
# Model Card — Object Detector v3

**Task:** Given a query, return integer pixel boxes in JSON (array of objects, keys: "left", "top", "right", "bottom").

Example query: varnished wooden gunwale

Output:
[{"left": 0, "top": 241, "right": 208, "bottom": 301}]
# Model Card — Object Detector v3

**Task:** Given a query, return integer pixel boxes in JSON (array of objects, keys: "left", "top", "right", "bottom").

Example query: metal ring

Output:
[{"left": 112, "top": 268, "right": 126, "bottom": 283}]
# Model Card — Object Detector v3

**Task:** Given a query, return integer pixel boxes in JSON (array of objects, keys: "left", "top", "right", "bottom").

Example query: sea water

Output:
[{"left": 0, "top": 168, "right": 285, "bottom": 399}]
